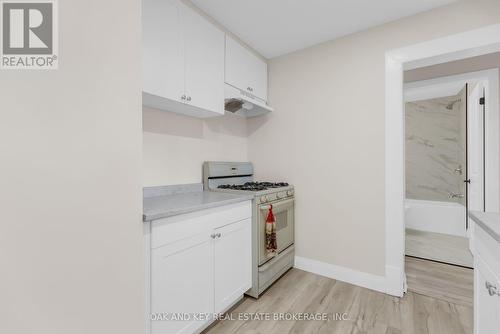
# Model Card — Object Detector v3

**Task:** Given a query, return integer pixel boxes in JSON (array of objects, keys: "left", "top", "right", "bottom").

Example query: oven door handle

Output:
[{"left": 259, "top": 199, "right": 294, "bottom": 211}]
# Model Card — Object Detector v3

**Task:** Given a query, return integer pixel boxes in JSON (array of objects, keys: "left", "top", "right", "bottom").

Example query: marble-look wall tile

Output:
[{"left": 405, "top": 90, "right": 466, "bottom": 204}]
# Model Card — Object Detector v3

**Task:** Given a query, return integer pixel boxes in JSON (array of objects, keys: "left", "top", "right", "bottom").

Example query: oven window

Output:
[{"left": 275, "top": 211, "right": 288, "bottom": 230}]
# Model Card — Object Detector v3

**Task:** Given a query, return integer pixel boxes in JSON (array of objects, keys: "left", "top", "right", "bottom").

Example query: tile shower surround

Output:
[{"left": 405, "top": 92, "right": 466, "bottom": 204}]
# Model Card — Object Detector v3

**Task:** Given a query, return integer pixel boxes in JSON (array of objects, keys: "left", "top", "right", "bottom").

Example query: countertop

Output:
[
  {"left": 469, "top": 211, "right": 500, "bottom": 243},
  {"left": 143, "top": 190, "right": 253, "bottom": 222}
]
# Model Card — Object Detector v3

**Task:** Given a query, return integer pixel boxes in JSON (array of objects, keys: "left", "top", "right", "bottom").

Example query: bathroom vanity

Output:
[{"left": 468, "top": 211, "right": 500, "bottom": 334}]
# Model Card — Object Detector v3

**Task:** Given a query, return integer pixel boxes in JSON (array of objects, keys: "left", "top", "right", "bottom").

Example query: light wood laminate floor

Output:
[
  {"left": 204, "top": 268, "right": 472, "bottom": 334},
  {"left": 405, "top": 256, "right": 473, "bottom": 307},
  {"left": 405, "top": 228, "right": 473, "bottom": 268}
]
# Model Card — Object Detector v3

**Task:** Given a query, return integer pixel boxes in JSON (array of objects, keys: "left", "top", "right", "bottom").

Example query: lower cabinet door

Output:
[
  {"left": 474, "top": 256, "right": 500, "bottom": 334},
  {"left": 151, "top": 232, "right": 213, "bottom": 334},
  {"left": 214, "top": 218, "right": 252, "bottom": 313}
]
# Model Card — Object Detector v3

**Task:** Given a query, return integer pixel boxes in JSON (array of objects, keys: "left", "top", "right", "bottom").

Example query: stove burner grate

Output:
[{"left": 218, "top": 181, "right": 289, "bottom": 191}]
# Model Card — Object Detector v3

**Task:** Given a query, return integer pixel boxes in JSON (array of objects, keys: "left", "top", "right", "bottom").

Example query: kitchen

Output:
[{"left": 3, "top": 1, "right": 500, "bottom": 334}]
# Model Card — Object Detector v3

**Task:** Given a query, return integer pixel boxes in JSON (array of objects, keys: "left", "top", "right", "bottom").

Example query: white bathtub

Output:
[{"left": 405, "top": 199, "right": 467, "bottom": 237}]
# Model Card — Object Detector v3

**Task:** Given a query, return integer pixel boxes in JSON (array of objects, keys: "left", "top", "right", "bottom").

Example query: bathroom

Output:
[{"left": 403, "top": 61, "right": 500, "bottom": 274}]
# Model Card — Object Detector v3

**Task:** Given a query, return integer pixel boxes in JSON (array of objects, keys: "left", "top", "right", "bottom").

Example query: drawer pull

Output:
[{"left": 485, "top": 281, "right": 500, "bottom": 296}]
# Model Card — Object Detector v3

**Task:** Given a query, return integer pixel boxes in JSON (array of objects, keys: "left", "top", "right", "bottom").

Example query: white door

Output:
[
  {"left": 214, "top": 218, "right": 252, "bottom": 313},
  {"left": 142, "top": 0, "right": 184, "bottom": 102},
  {"left": 467, "top": 82, "right": 485, "bottom": 229},
  {"left": 474, "top": 256, "right": 500, "bottom": 334},
  {"left": 225, "top": 36, "right": 268, "bottom": 101},
  {"left": 151, "top": 232, "right": 213, "bottom": 334},
  {"left": 181, "top": 4, "right": 224, "bottom": 115}
]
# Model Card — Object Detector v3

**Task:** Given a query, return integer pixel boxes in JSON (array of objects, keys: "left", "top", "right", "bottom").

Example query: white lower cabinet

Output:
[
  {"left": 472, "top": 223, "right": 500, "bottom": 334},
  {"left": 151, "top": 233, "right": 213, "bottom": 334},
  {"left": 214, "top": 218, "right": 252, "bottom": 313},
  {"left": 474, "top": 256, "right": 500, "bottom": 334},
  {"left": 147, "top": 201, "right": 252, "bottom": 334}
]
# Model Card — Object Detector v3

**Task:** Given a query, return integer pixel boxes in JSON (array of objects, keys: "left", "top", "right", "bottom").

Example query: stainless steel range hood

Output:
[{"left": 224, "top": 84, "right": 273, "bottom": 117}]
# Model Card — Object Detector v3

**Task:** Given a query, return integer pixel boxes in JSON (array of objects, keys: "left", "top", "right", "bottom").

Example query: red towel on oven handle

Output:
[{"left": 265, "top": 205, "right": 277, "bottom": 256}]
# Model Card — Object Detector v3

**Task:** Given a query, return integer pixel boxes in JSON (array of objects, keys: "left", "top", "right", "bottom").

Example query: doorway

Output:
[
  {"left": 384, "top": 24, "right": 500, "bottom": 297},
  {"left": 404, "top": 82, "right": 473, "bottom": 267},
  {"left": 401, "top": 69, "right": 498, "bottom": 269}
]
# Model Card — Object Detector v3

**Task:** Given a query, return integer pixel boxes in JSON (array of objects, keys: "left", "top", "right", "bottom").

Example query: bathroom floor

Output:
[
  {"left": 405, "top": 228, "right": 473, "bottom": 267},
  {"left": 203, "top": 267, "right": 472, "bottom": 334}
]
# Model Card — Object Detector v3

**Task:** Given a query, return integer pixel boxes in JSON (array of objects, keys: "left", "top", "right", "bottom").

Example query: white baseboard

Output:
[{"left": 294, "top": 256, "right": 387, "bottom": 294}]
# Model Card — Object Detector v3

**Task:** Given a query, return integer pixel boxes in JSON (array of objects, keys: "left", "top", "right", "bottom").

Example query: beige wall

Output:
[
  {"left": 0, "top": 1, "right": 143, "bottom": 334},
  {"left": 143, "top": 108, "right": 248, "bottom": 186},
  {"left": 248, "top": 0, "right": 500, "bottom": 276}
]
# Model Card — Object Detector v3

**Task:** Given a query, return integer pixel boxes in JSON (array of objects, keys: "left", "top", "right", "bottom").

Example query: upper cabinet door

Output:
[
  {"left": 181, "top": 4, "right": 225, "bottom": 115},
  {"left": 225, "top": 36, "right": 268, "bottom": 101},
  {"left": 142, "top": 0, "right": 184, "bottom": 102}
]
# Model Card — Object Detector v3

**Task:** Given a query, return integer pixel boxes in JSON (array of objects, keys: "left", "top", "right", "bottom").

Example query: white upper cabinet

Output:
[
  {"left": 225, "top": 35, "right": 268, "bottom": 101},
  {"left": 142, "top": 0, "right": 225, "bottom": 118},
  {"left": 142, "top": 0, "right": 184, "bottom": 102},
  {"left": 182, "top": 6, "right": 225, "bottom": 115}
]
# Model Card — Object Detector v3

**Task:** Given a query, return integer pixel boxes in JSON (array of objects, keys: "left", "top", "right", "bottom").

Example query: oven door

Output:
[{"left": 258, "top": 198, "right": 294, "bottom": 266}]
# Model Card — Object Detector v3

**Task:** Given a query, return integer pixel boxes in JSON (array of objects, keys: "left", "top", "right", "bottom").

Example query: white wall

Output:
[
  {"left": 248, "top": 0, "right": 500, "bottom": 276},
  {"left": 0, "top": 1, "right": 143, "bottom": 334},
  {"left": 143, "top": 107, "right": 248, "bottom": 186}
]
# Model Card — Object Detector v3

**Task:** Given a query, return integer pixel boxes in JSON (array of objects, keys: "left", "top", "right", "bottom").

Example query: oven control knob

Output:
[
  {"left": 260, "top": 196, "right": 267, "bottom": 203},
  {"left": 287, "top": 190, "right": 293, "bottom": 196}
]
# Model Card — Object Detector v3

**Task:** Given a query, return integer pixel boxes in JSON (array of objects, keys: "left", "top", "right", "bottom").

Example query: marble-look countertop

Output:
[
  {"left": 143, "top": 190, "right": 253, "bottom": 222},
  {"left": 469, "top": 211, "right": 500, "bottom": 243}
]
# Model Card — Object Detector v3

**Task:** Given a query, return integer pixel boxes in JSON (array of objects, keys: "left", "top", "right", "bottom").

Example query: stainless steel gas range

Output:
[{"left": 203, "top": 161, "right": 295, "bottom": 298}]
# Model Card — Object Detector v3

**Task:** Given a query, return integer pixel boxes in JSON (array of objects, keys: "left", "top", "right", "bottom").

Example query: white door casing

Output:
[
  {"left": 386, "top": 24, "right": 500, "bottom": 297},
  {"left": 468, "top": 82, "right": 485, "bottom": 216}
]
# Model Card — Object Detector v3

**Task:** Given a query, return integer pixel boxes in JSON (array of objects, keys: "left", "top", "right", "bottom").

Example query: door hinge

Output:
[{"left": 479, "top": 97, "right": 485, "bottom": 105}]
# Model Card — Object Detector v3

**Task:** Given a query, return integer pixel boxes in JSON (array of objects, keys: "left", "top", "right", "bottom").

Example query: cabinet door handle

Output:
[
  {"left": 485, "top": 281, "right": 500, "bottom": 296},
  {"left": 216, "top": 233, "right": 221, "bottom": 238},
  {"left": 210, "top": 233, "right": 216, "bottom": 239},
  {"left": 186, "top": 96, "right": 191, "bottom": 102},
  {"left": 181, "top": 94, "right": 186, "bottom": 101}
]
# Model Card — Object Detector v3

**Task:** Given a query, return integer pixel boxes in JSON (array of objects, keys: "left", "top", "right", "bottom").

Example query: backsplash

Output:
[
  {"left": 142, "top": 107, "right": 248, "bottom": 186},
  {"left": 405, "top": 91, "right": 466, "bottom": 204}
]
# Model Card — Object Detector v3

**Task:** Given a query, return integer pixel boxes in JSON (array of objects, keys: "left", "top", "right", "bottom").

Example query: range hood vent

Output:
[{"left": 224, "top": 84, "right": 273, "bottom": 117}]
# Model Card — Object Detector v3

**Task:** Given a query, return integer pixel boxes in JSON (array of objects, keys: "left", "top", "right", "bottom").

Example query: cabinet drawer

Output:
[{"left": 151, "top": 201, "right": 252, "bottom": 248}]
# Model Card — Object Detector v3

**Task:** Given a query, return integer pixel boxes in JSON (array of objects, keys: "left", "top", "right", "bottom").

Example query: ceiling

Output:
[{"left": 191, "top": 0, "right": 458, "bottom": 59}]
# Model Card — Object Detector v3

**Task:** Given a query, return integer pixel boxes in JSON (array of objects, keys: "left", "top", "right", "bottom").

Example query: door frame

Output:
[
  {"left": 385, "top": 24, "right": 500, "bottom": 297},
  {"left": 404, "top": 69, "right": 499, "bottom": 214}
]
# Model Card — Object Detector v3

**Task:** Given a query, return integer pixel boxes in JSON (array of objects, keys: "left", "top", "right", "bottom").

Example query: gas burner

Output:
[{"left": 218, "top": 181, "right": 289, "bottom": 191}]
